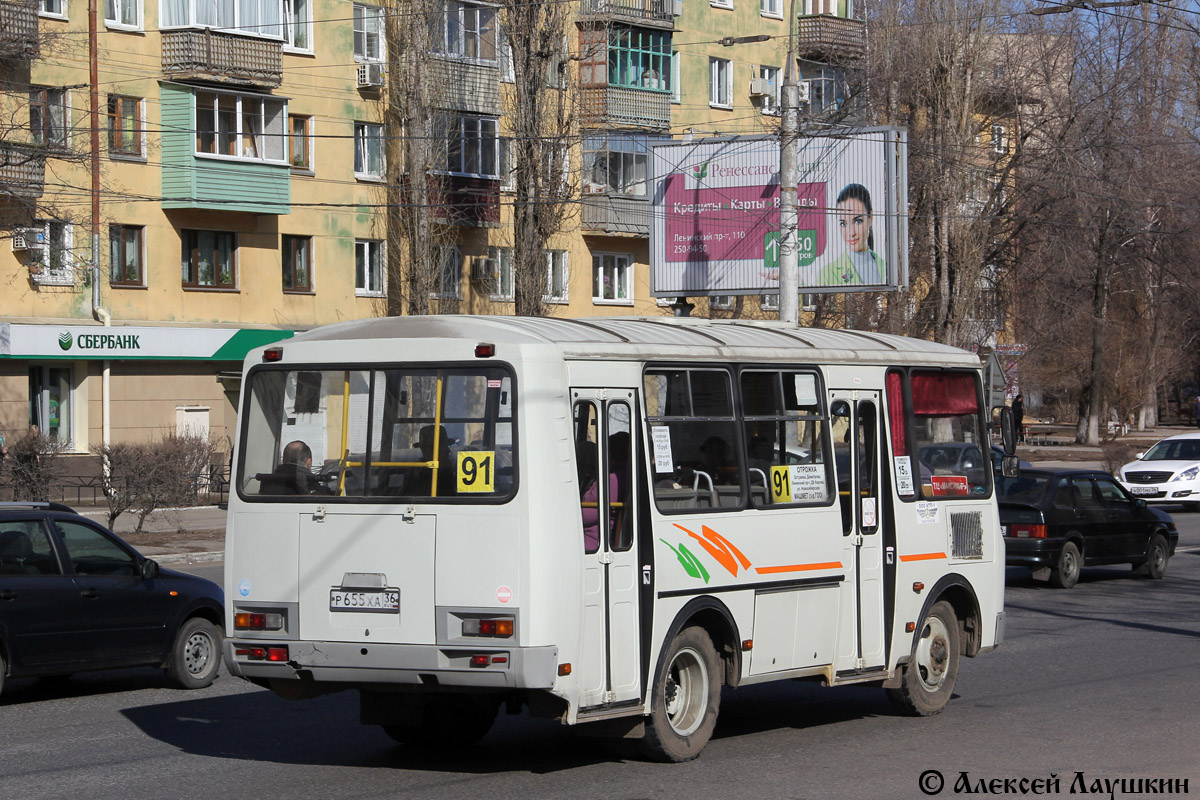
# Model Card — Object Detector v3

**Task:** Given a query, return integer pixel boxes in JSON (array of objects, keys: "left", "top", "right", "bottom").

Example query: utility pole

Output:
[{"left": 778, "top": 0, "right": 801, "bottom": 325}]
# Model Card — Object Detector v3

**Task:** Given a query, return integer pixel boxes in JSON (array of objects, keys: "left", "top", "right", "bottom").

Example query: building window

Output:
[
  {"left": 545, "top": 250, "right": 568, "bottom": 303},
  {"left": 584, "top": 134, "right": 658, "bottom": 196},
  {"left": 109, "top": 224, "right": 143, "bottom": 286},
  {"left": 433, "top": 0, "right": 497, "bottom": 62},
  {"left": 104, "top": 0, "right": 140, "bottom": 28},
  {"left": 488, "top": 246, "right": 513, "bottom": 301},
  {"left": 161, "top": 0, "right": 283, "bottom": 35},
  {"left": 992, "top": 124, "right": 1008, "bottom": 154},
  {"left": 29, "top": 365, "right": 74, "bottom": 448},
  {"left": 709, "top": 58, "right": 731, "bottom": 107},
  {"left": 434, "top": 246, "right": 461, "bottom": 299},
  {"left": 499, "top": 138, "right": 515, "bottom": 191},
  {"left": 356, "top": 239, "right": 384, "bottom": 296},
  {"left": 354, "top": 122, "right": 385, "bottom": 179},
  {"left": 195, "top": 90, "right": 286, "bottom": 162},
  {"left": 282, "top": 235, "right": 312, "bottom": 292},
  {"left": 758, "top": 66, "right": 780, "bottom": 115},
  {"left": 671, "top": 51, "right": 681, "bottom": 103},
  {"left": 38, "top": 0, "right": 65, "bottom": 16},
  {"left": 445, "top": 115, "right": 498, "bottom": 177},
  {"left": 592, "top": 253, "right": 631, "bottom": 302},
  {"left": 608, "top": 26, "right": 672, "bottom": 93},
  {"left": 761, "top": 293, "right": 779, "bottom": 311},
  {"left": 181, "top": 229, "right": 236, "bottom": 289},
  {"left": 283, "top": 0, "right": 311, "bottom": 50},
  {"left": 288, "top": 114, "right": 311, "bottom": 170},
  {"left": 499, "top": 28, "right": 515, "bottom": 82},
  {"left": 761, "top": 0, "right": 781, "bottom": 16},
  {"left": 30, "top": 220, "right": 75, "bottom": 286},
  {"left": 711, "top": 0, "right": 732, "bottom": 8},
  {"left": 30, "top": 88, "right": 67, "bottom": 148},
  {"left": 107, "top": 95, "right": 142, "bottom": 157},
  {"left": 711, "top": 295, "right": 734, "bottom": 310},
  {"left": 353, "top": 3, "right": 384, "bottom": 61}
]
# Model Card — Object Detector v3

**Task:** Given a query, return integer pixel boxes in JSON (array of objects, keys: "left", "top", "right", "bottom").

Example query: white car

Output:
[{"left": 1117, "top": 432, "right": 1200, "bottom": 511}]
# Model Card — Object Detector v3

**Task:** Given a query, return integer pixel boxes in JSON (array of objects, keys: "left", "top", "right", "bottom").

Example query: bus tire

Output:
[
  {"left": 382, "top": 695, "right": 497, "bottom": 748},
  {"left": 1049, "top": 541, "right": 1081, "bottom": 589},
  {"left": 639, "top": 626, "right": 721, "bottom": 763},
  {"left": 887, "top": 600, "right": 960, "bottom": 717},
  {"left": 165, "top": 618, "right": 222, "bottom": 690}
]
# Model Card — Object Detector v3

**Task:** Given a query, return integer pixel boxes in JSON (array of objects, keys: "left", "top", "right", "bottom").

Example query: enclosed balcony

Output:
[
  {"left": 578, "top": 0, "right": 675, "bottom": 31},
  {"left": 162, "top": 29, "right": 283, "bottom": 89},
  {"left": 581, "top": 86, "right": 670, "bottom": 131},
  {"left": 0, "top": 0, "right": 38, "bottom": 59},
  {"left": 429, "top": 59, "right": 501, "bottom": 117},
  {"left": 582, "top": 195, "right": 651, "bottom": 237},
  {"left": 0, "top": 141, "right": 45, "bottom": 198},
  {"left": 795, "top": 14, "right": 865, "bottom": 63}
]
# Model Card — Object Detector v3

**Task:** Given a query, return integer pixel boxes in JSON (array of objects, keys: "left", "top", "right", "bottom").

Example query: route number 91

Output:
[{"left": 457, "top": 451, "right": 495, "bottom": 493}]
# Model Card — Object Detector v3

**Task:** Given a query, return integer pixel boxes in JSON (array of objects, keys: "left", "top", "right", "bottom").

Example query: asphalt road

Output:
[{"left": 3, "top": 511, "right": 1199, "bottom": 800}]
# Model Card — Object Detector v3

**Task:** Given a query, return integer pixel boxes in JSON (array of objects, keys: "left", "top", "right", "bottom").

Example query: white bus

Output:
[{"left": 225, "top": 316, "right": 1012, "bottom": 761}]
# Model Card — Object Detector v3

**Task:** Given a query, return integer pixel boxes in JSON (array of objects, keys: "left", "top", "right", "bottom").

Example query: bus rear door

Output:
[{"left": 572, "top": 389, "right": 641, "bottom": 709}]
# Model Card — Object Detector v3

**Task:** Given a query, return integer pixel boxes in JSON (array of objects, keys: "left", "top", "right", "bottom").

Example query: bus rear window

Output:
[{"left": 238, "top": 366, "right": 515, "bottom": 502}]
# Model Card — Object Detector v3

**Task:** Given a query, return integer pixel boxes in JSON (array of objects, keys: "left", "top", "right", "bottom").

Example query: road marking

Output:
[{"left": 1174, "top": 546, "right": 1200, "bottom": 553}]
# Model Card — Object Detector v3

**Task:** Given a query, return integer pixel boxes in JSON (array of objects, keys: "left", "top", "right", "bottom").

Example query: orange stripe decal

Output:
[
  {"left": 899, "top": 552, "right": 948, "bottom": 562},
  {"left": 755, "top": 561, "right": 843, "bottom": 574}
]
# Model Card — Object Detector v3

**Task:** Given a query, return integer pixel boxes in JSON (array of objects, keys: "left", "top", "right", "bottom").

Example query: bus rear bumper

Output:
[{"left": 226, "top": 639, "right": 559, "bottom": 690}]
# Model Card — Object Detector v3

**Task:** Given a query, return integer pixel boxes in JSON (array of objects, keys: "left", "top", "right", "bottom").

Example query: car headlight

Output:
[{"left": 1172, "top": 466, "right": 1199, "bottom": 482}]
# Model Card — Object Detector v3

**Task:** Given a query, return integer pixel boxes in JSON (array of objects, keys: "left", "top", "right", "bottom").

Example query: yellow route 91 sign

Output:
[
  {"left": 770, "top": 466, "right": 792, "bottom": 503},
  {"left": 457, "top": 451, "right": 495, "bottom": 493}
]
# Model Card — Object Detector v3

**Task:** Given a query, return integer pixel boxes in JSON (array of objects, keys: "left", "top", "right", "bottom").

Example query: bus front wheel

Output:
[
  {"left": 639, "top": 626, "right": 721, "bottom": 762},
  {"left": 887, "top": 600, "right": 960, "bottom": 717}
]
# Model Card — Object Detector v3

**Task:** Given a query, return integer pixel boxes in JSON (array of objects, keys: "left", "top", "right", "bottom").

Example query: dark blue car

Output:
[
  {"left": 997, "top": 469, "right": 1178, "bottom": 589},
  {"left": 0, "top": 502, "right": 224, "bottom": 696}
]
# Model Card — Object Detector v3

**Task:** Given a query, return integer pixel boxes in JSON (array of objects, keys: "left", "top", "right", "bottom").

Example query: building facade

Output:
[{"left": 0, "top": 0, "right": 864, "bottom": 453}]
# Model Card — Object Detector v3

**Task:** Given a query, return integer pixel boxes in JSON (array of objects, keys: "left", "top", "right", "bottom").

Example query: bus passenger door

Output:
[
  {"left": 831, "top": 391, "right": 887, "bottom": 674},
  {"left": 572, "top": 390, "right": 641, "bottom": 709}
]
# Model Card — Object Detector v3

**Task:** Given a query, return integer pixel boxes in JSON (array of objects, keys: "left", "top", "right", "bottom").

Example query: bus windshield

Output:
[{"left": 238, "top": 365, "right": 515, "bottom": 501}]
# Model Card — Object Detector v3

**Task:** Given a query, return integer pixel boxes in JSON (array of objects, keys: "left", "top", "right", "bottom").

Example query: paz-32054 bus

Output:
[{"left": 225, "top": 316, "right": 1011, "bottom": 761}]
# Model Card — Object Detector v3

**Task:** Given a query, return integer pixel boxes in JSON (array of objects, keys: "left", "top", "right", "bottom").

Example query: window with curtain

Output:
[
  {"left": 109, "top": 225, "right": 144, "bottom": 286},
  {"left": 162, "top": 0, "right": 282, "bottom": 34},
  {"left": 181, "top": 229, "right": 236, "bottom": 289},
  {"left": 898, "top": 369, "right": 988, "bottom": 500},
  {"left": 194, "top": 90, "right": 286, "bottom": 163},
  {"left": 107, "top": 95, "right": 142, "bottom": 156},
  {"left": 608, "top": 25, "right": 672, "bottom": 93}
]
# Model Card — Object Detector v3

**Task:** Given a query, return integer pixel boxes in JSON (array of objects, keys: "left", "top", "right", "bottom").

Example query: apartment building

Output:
[{"left": 0, "top": 0, "right": 865, "bottom": 452}]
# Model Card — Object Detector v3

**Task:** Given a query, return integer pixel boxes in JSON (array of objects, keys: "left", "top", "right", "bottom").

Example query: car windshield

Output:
[
  {"left": 1141, "top": 439, "right": 1200, "bottom": 461},
  {"left": 997, "top": 474, "right": 1050, "bottom": 504}
]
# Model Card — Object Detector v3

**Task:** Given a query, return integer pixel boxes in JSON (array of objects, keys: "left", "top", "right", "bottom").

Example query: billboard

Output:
[{"left": 649, "top": 127, "right": 908, "bottom": 296}]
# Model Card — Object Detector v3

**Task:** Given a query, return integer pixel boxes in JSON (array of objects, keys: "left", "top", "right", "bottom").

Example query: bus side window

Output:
[
  {"left": 607, "top": 402, "right": 633, "bottom": 552},
  {"left": 574, "top": 401, "right": 602, "bottom": 554}
]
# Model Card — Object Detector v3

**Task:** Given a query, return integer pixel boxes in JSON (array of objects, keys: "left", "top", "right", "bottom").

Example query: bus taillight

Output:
[
  {"left": 235, "top": 611, "right": 284, "bottom": 631},
  {"left": 462, "top": 617, "right": 514, "bottom": 637}
]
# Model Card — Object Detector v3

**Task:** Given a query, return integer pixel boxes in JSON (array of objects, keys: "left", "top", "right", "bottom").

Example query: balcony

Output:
[
  {"left": 429, "top": 59, "right": 501, "bottom": 116},
  {"left": 161, "top": 29, "right": 283, "bottom": 89},
  {"left": 795, "top": 14, "right": 865, "bottom": 63},
  {"left": 433, "top": 176, "right": 501, "bottom": 227},
  {"left": 581, "top": 194, "right": 651, "bottom": 237},
  {"left": 581, "top": 86, "right": 671, "bottom": 131},
  {"left": 0, "top": 0, "right": 38, "bottom": 59},
  {"left": 578, "top": 0, "right": 674, "bottom": 30},
  {"left": 0, "top": 141, "right": 45, "bottom": 198}
]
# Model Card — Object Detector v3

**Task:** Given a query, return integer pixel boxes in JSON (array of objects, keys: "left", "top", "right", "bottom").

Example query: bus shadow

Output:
[
  {"left": 712, "top": 680, "right": 898, "bottom": 742},
  {"left": 122, "top": 688, "right": 639, "bottom": 773}
]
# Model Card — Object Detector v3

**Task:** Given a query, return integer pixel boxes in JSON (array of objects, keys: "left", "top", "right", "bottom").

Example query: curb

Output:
[{"left": 156, "top": 550, "right": 225, "bottom": 565}]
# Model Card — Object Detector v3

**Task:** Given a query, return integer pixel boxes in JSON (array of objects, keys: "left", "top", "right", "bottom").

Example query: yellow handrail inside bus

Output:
[
  {"left": 430, "top": 372, "right": 445, "bottom": 497},
  {"left": 336, "top": 370, "right": 351, "bottom": 496}
]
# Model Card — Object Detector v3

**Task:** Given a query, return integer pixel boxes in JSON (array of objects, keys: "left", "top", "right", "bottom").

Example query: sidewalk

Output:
[{"left": 89, "top": 425, "right": 1191, "bottom": 563}]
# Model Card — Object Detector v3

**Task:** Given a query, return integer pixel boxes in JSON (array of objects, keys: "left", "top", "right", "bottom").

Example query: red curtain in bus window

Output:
[
  {"left": 911, "top": 372, "right": 979, "bottom": 416},
  {"left": 886, "top": 371, "right": 906, "bottom": 455}
]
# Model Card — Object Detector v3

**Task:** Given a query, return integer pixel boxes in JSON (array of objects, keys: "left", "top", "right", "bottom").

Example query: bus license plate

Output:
[
  {"left": 1129, "top": 486, "right": 1158, "bottom": 496},
  {"left": 329, "top": 589, "right": 400, "bottom": 613}
]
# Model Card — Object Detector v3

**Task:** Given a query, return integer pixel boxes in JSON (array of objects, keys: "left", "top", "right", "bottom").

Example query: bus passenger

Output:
[
  {"left": 411, "top": 425, "right": 457, "bottom": 497},
  {"left": 261, "top": 440, "right": 326, "bottom": 495}
]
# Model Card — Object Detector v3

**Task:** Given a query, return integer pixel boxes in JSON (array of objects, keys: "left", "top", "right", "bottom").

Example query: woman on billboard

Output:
[{"left": 817, "top": 183, "right": 885, "bottom": 286}]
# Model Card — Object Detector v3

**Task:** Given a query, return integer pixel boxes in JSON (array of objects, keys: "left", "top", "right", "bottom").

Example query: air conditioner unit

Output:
[
  {"left": 470, "top": 257, "right": 496, "bottom": 283},
  {"left": 673, "top": 0, "right": 683, "bottom": 14},
  {"left": 357, "top": 63, "right": 385, "bottom": 88},
  {"left": 749, "top": 77, "right": 774, "bottom": 97},
  {"left": 11, "top": 227, "right": 46, "bottom": 251}
]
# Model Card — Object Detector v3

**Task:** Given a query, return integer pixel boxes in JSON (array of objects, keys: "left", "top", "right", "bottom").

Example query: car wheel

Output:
[
  {"left": 1143, "top": 533, "right": 1169, "bottom": 580},
  {"left": 0, "top": 650, "right": 6, "bottom": 698},
  {"left": 381, "top": 695, "right": 498, "bottom": 747},
  {"left": 1049, "top": 541, "right": 1081, "bottom": 589},
  {"left": 639, "top": 626, "right": 722, "bottom": 762},
  {"left": 887, "top": 600, "right": 961, "bottom": 716},
  {"left": 165, "top": 617, "right": 222, "bottom": 689}
]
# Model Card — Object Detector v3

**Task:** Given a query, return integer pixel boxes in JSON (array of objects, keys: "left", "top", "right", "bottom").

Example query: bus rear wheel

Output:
[
  {"left": 382, "top": 695, "right": 498, "bottom": 748},
  {"left": 887, "top": 600, "right": 960, "bottom": 717},
  {"left": 639, "top": 626, "right": 721, "bottom": 763}
]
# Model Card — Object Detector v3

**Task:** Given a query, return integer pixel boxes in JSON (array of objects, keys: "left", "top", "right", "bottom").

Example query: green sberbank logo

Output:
[{"left": 56, "top": 330, "right": 142, "bottom": 352}]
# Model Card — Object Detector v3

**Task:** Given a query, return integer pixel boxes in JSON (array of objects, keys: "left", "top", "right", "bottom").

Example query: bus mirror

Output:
[{"left": 998, "top": 406, "right": 1016, "bottom": 456}]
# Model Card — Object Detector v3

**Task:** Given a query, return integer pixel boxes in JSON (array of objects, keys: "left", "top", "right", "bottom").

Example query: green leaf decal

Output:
[
  {"left": 693, "top": 161, "right": 709, "bottom": 180},
  {"left": 660, "top": 538, "right": 711, "bottom": 584},
  {"left": 58, "top": 331, "right": 72, "bottom": 351}
]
